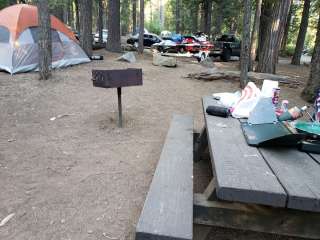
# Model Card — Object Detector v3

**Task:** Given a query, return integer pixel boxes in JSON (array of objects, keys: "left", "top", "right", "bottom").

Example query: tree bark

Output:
[
  {"left": 106, "top": 0, "right": 121, "bottom": 52},
  {"left": 78, "top": 0, "right": 93, "bottom": 57},
  {"left": 97, "top": 0, "right": 103, "bottom": 43},
  {"left": 256, "top": 0, "right": 291, "bottom": 74},
  {"left": 249, "top": 0, "right": 262, "bottom": 71},
  {"left": 203, "top": 0, "right": 212, "bottom": 39},
  {"left": 75, "top": 0, "right": 80, "bottom": 33},
  {"left": 121, "top": 0, "right": 130, "bottom": 35},
  {"left": 132, "top": 0, "right": 137, "bottom": 34},
  {"left": 240, "top": 0, "right": 252, "bottom": 88},
  {"left": 301, "top": 14, "right": 320, "bottom": 102},
  {"left": 37, "top": 0, "right": 52, "bottom": 80},
  {"left": 257, "top": 0, "right": 273, "bottom": 62},
  {"left": 281, "top": 0, "right": 293, "bottom": 52},
  {"left": 191, "top": 2, "right": 199, "bottom": 33},
  {"left": 176, "top": 0, "right": 181, "bottom": 33},
  {"left": 213, "top": 0, "right": 223, "bottom": 39},
  {"left": 291, "top": 0, "right": 311, "bottom": 65},
  {"left": 138, "top": 0, "right": 144, "bottom": 54}
]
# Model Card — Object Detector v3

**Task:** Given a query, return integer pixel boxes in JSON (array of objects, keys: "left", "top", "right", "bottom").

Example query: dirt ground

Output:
[{"left": 0, "top": 50, "right": 311, "bottom": 240}]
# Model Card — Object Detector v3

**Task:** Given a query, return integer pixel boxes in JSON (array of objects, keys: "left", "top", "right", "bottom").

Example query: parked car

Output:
[
  {"left": 127, "top": 33, "right": 162, "bottom": 48},
  {"left": 211, "top": 34, "right": 241, "bottom": 61},
  {"left": 94, "top": 29, "right": 108, "bottom": 43},
  {"left": 152, "top": 35, "right": 214, "bottom": 55}
]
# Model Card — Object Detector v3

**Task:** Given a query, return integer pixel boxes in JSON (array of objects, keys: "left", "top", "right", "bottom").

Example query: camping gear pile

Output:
[
  {"left": 209, "top": 81, "right": 320, "bottom": 153},
  {"left": 0, "top": 4, "right": 90, "bottom": 74}
]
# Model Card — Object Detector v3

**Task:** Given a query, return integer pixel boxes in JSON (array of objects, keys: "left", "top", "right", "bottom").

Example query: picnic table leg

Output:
[
  {"left": 193, "top": 193, "right": 320, "bottom": 239},
  {"left": 117, "top": 87, "right": 123, "bottom": 128},
  {"left": 194, "top": 126, "right": 208, "bottom": 162}
]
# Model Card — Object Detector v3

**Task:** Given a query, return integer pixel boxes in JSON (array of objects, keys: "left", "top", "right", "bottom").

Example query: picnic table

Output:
[{"left": 194, "top": 96, "right": 320, "bottom": 239}]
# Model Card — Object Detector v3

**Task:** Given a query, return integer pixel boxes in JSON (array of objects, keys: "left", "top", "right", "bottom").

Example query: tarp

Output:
[{"left": 0, "top": 4, "right": 90, "bottom": 74}]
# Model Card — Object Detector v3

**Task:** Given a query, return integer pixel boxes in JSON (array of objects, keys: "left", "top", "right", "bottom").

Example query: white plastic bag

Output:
[
  {"left": 231, "top": 82, "right": 261, "bottom": 118},
  {"left": 212, "top": 91, "right": 241, "bottom": 108}
]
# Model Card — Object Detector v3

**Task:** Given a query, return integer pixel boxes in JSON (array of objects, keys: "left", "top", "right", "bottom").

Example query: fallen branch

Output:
[{"left": 186, "top": 69, "right": 300, "bottom": 87}]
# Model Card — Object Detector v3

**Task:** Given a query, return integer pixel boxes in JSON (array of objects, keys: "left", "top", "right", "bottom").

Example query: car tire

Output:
[
  {"left": 179, "top": 47, "right": 185, "bottom": 54},
  {"left": 221, "top": 48, "right": 231, "bottom": 62},
  {"left": 200, "top": 53, "right": 206, "bottom": 61}
]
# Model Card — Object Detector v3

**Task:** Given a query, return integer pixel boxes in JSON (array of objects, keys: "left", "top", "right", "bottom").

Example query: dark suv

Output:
[
  {"left": 211, "top": 34, "right": 241, "bottom": 61},
  {"left": 127, "top": 33, "right": 162, "bottom": 48}
]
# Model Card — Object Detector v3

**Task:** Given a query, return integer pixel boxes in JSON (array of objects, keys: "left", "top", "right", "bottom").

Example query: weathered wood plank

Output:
[
  {"left": 259, "top": 148, "right": 320, "bottom": 212},
  {"left": 194, "top": 193, "right": 320, "bottom": 239},
  {"left": 202, "top": 96, "right": 287, "bottom": 207},
  {"left": 136, "top": 114, "right": 193, "bottom": 240}
]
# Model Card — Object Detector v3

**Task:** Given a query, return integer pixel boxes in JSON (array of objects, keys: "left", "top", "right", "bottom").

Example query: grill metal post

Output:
[{"left": 117, "top": 87, "right": 122, "bottom": 128}]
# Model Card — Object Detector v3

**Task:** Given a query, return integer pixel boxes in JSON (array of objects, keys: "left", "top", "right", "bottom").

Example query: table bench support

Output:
[
  {"left": 194, "top": 193, "right": 320, "bottom": 239},
  {"left": 194, "top": 127, "right": 208, "bottom": 162}
]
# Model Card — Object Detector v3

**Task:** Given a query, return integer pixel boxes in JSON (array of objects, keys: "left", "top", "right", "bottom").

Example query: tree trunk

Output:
[
  {"left": 176, "top": 0, "right": 181, "bottom": 33},
  {"left": 106, "top": 0, "right": 121, "bottom": 52},
  {"left": 257, "top": 0, "right": 273, "bottom": 62},
  {"left": 138, "top": 0, "right": 144, "bottom": 54},
  {"left": 281, "top": 0, "right": 293, "bottom": 52},
  {"left": 291, "top": 0, "right": 311, "bottom": 65},
  {"left": 75, "top": 0, "right": 80, "bottom": 33},
  {"left": 240, "top": 0, "right": 252, "bottom": 88},
  {"left": 213, "top": 0, "right": 223, "bottom": 39},
  {"left": 121, "top": 0, "right": 130, "bottom": 35},
  {"left": 159, "top": 0, "right": 165, "bottom": 29},
  {"left": 301, "top": 15, "right": 320, "bottom": 102},
  {"left": 79, "top": 0, "right": 93, "bottom": 57},
  {"left": 249, "top": 0, "right": 262, "bottom": 71},
  {"left": 37, "top": 0, "right": 52, "bottom": 80},
  {"left": 191, "top": 2, "right": 199, "bottom": 33},
  {"left": 203, "top": 0, "right": 212, "bottom": 38},
  {"left": 256, "top": 0, "right": 291, "bottom": 74},
  {"left": 132, "top": 0, "right": 137, "bottom": 34},
  {"left": 97, "top": 0, "right": 103, "bottom": 43}
]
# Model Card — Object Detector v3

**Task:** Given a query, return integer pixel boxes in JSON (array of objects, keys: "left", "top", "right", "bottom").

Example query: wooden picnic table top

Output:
[{"left": 202, "top": 96, "right": 320, "bottom": 212}]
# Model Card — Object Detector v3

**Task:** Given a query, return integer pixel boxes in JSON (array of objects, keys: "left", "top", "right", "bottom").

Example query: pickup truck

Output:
[{"left": 210, "top": 34, "right": 241, "bottom": 61}]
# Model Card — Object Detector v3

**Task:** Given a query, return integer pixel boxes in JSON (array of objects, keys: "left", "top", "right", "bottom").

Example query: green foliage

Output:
[
  {"left": 145, "top": 19, "right": 161, "bottom": 34},
  {"left": 281, "top": 43, "right": 296, "bottom": 57}
]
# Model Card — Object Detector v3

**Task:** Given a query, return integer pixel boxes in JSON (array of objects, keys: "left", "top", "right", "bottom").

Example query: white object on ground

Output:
[
  {"left": 261, "top": 79, "right": 279, "bottom": 98},
  {"left": 0, "top": 213, "right": 15, "bottom": 227},
  {"left": 50, "top": 114, "right": 75, "bottom": 121},
  {"left": 116, "top": 52, "right": 136, "bottom": 63}
]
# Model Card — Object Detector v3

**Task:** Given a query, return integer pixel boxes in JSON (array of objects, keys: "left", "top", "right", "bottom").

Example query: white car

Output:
[{"left": 94, "top": 29, "right": 108, "bottom": 43}]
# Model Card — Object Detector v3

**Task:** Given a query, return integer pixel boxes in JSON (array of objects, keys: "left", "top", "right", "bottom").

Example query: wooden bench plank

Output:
[
  {"left": 136, "top": 114, "right": 193, "bottom": 240},
  {"left": 202, "top": 96, "right": 287, "bottom": 207},
  {"left": 260, "top": 148, "right": 320, "bottom": 212}
]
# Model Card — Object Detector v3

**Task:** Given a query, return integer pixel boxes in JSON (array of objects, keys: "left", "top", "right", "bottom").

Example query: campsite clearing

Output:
[{"left": 0, "top": 50, "right": 311, "bottom": 240}]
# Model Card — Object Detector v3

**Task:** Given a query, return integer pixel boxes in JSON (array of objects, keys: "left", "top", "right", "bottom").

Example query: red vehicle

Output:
[{"left": 177, "top": 36, "right": 214, "bottom": 53}]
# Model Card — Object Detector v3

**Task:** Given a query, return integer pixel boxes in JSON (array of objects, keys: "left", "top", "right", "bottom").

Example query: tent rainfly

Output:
[{"left": 0, "top": 4, "right": 90, "bottom": 74}]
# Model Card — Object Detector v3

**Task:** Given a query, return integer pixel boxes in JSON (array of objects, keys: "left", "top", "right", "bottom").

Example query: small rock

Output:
[
  {"left": 61, "top": 219, "right": 66, "bottom": 224},
  {"left": 87, "top": 230, "right": 93, "bottom": 234}
]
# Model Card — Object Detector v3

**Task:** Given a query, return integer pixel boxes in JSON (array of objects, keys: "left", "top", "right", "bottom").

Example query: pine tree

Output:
[{"left": 37, "top": 0, "right": 52, "bottom": 80}]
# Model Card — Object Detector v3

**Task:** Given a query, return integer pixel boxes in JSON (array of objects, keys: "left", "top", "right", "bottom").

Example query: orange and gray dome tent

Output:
[{"left": 0, "top": 4, "right": 90, "bottom": 74}]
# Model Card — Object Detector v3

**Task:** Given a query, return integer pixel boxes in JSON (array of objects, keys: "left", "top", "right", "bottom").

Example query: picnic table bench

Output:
[
  {"left": 194, "top": 96, "right": 320, "bottom": 239},
  {"left": 136, "top": 114, "right": 193, "bottom": 240}
]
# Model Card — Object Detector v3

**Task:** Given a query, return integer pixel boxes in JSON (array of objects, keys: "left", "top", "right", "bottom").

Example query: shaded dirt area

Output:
[{"left": 0, "top": 50, "right": 310, "bottom": 240}]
